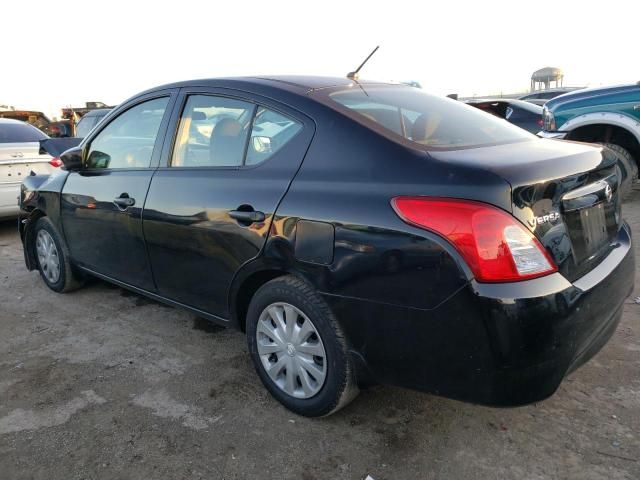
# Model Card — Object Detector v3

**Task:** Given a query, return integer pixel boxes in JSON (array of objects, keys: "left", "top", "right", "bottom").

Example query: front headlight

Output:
[{"left": 543, "top": 107, "right": 557, "bottom": 131}]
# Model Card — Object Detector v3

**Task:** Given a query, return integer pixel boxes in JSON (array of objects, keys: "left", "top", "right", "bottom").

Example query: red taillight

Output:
[
  {"left": 49, "top": 157, "right": 63, "bottom": 168},
  {"left": 391, "top": 197, "right": 557, "bottom": 283}
]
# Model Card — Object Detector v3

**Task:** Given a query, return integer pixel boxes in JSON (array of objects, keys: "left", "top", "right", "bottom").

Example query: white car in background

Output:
[{"left": 0, "top": 119, "right": 59, "bottom": 219}]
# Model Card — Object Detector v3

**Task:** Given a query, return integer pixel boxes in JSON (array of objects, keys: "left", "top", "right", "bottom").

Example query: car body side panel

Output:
[
  {"left": 143, "top": 87, "right": 316, "bottom": 318},
  {"left": 61, "top": 170, "right": 158, "bottom": 290},
  {"left": 143, "top": 166, "right": 298, "bottom": 317}
]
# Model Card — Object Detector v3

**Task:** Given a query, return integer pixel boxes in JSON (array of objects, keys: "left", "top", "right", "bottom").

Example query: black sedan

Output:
[
  {"left": 465, "top": 98, "right": 544, "bottom": 133},
  {"left": 19, "top": 76, "right": 634, "bottom": 416}
]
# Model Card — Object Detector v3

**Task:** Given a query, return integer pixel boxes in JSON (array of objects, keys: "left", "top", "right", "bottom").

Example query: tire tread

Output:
[{"left": 599, "top": 142, "right": 637, "bottom": 200}]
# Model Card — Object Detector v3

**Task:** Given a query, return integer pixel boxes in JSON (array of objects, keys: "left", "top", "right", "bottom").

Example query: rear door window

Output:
[
  {"left": 171, "top": 95, "right": 302, "bottom": 167},
  {"left": 171, "top": 95, "right": 255, "bottom": 167}
]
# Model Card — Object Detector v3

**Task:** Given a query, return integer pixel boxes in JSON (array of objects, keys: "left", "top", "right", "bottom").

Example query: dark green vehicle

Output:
[{"left": 540, "top": 82, "right": 640, "bottom": 194}]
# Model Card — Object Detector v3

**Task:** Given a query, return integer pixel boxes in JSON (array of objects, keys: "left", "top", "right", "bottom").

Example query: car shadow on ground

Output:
[{"left": 0, "top": 219, "right": 18, "bottom": 234}]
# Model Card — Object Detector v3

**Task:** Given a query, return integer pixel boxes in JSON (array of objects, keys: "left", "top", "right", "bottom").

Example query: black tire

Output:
[
  {"left": 246, "top": 275, "right": 358, "bottom": 417},
  {"left": 33, "top": 217, "right": 84, "bottom": 293},
  {"left": 599, "top": 143, "right": 637, "bottom": 199}
]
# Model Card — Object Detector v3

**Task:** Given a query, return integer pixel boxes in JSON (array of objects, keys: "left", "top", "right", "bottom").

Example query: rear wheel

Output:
[
  {"left": 33, "top": 217, "right": 84, "bottom": 293},
  {"left": 246, "top": 275, "right": 358, "bottom": 417}
]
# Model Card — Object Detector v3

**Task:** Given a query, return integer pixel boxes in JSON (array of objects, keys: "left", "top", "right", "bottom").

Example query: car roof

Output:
[{"left": 143, "top": 75, "right": 398, "bottom": 95}]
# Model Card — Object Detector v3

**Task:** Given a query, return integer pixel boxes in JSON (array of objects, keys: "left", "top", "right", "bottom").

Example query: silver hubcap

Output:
[
  {"left": 35, "top": 229, "right": 60, "bottom": 284},
  {"left": 256, "top": 302, "right": 327, "bottom": 399}
]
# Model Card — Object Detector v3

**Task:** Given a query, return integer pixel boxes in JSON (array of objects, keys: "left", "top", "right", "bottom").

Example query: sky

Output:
[{"left": 2, "top": 0, "right": 638, "bottom": 119}]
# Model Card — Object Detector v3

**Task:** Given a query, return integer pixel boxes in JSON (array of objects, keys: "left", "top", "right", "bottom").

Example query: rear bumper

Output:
[{"left": 325, "top": 222, "right": 634, "bottom": 406}]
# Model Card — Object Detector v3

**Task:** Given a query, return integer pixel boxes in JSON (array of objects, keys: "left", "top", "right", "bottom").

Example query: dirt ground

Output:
[{"left": 1, "top": 193, "right": 639, "bottom": 480}]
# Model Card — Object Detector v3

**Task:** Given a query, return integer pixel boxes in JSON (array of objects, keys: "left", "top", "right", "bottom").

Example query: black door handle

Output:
[
  {"left": 229, "top": 209, "right": 265, "bottom": 223},
  {"left": 113, "top": 194, "right": 135, "bottom": 208}
]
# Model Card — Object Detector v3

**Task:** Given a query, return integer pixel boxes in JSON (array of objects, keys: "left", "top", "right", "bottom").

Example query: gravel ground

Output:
[{"left": 1, "top": 191, "right": 639, "bottom": 480}]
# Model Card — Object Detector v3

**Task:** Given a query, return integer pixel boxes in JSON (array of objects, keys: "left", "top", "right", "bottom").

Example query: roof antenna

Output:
[{"left": 347, "top": 46, "right": 379, "bottom": 81}]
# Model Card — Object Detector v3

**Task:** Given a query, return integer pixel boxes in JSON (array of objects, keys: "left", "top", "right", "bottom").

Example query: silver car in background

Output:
[{"left": 0, "top": 119, "right": 57, "bottom": 219}]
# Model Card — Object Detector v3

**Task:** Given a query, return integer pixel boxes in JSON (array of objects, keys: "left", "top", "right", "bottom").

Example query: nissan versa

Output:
[{"left": 19, "top": 76, "right": 634, "bottom": 417}]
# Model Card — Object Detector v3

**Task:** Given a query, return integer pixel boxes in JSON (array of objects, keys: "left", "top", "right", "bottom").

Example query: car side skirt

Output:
[{"left": 77, "top": 266, "right": 232, "bottom": 327}]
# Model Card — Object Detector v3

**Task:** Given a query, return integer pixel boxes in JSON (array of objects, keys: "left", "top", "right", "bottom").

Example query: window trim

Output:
[
  {"left": 80, "top": 90, "right": 177, "bottom": 172},
  {"left": 240, "top": 104, "right": 258, "bottom": 167},
  {"left": 160, "top": 87, "right": 310, "bottom": 171}
]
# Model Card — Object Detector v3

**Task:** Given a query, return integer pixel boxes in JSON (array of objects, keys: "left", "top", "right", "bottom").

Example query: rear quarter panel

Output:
[{"left": 252, "top": 106, "right": 513, "bottom": 310}]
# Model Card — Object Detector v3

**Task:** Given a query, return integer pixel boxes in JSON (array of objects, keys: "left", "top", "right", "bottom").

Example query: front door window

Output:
[{"left": 86, "top": 97, "right": 169, "bottom": 169}]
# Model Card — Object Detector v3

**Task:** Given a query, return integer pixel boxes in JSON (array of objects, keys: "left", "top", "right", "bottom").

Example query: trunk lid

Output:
[
  {"left": 429, "top": 138, "right": 622, "bottom": 282},
  {"left": 0, "top": 142, "right": 54, "bottom": 184}
]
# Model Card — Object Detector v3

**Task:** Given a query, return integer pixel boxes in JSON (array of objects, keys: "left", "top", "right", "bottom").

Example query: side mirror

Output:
[{"left": 60, "top": 146, "right": 84, "bottom": 171}]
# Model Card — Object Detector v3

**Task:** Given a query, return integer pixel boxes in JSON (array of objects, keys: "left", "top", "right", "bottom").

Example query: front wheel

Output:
[
  {"left": 246, "top": 275, "right": 358, "bottom": 417},
  {"left": 33, "top": 217, "right": 84, "bottom": 293},
  {"left": 599, "top": 143, "right": 638, "bottom": 199}
]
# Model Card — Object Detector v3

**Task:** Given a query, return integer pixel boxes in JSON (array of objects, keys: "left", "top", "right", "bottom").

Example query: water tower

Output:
[{"left": 531, "top": 67, "right": 564, "bottom": 91}]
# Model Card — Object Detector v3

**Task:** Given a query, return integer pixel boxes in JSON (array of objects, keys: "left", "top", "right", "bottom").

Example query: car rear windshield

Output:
[
  {"left": 328, "top": 86, "right": 534, "bottom": 149},
  {"left": 0, "top": 122, "right": 48, "bottom": 143}
]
